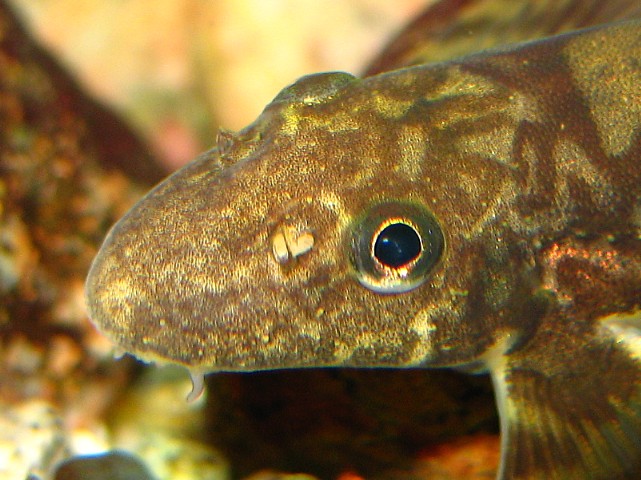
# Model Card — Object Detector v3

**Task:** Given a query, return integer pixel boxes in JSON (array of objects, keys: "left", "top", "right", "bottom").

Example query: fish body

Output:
[{"left": 86, "top": 4, "right": 641, "bottom": 479}]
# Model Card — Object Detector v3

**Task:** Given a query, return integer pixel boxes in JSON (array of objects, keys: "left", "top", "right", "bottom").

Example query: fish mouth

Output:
[
  {"left": 84, "top": 226, "right": 324, "bottom": 371},
  {"left": 85, "top": 256, "right": 315, "bottom": 371},
  {"left": 83, "top": 152, "right": 237, "bottom": 364},
  {"left": 83, "top": 147, "right": 342, "bottom": 372}
]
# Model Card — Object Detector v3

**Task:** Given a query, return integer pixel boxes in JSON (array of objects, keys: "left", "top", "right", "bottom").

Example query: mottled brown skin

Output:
[{"left": 86, "top": 15, "right": 641, "bottom": 480}]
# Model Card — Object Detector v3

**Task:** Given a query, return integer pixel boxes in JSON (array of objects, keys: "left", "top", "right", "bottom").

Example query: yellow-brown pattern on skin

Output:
[
  {"left": 86, "top": 16, "right": 641, "bottom": 480},
  {"left": 566, "top": 25, "right": 641, "bottom": 156}
]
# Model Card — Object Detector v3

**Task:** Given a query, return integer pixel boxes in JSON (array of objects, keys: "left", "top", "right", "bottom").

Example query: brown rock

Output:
[{"left": 0, "top": 0, "right": 161, "bottom": 424}]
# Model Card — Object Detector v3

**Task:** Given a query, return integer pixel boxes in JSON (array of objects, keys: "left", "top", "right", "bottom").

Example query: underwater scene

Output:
[{"left": 2, "top": 1, "right": 641, "bottom": 479}]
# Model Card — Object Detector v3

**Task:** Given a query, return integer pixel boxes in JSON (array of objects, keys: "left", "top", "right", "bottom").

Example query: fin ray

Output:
[{"left": 490, "top": 312, "right": 641, "bottom": 479}]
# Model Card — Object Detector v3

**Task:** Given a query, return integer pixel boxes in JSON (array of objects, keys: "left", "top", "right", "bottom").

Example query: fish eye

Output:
[
  {"left": 352, "top": 201, "right": 444, "bottom": 293},
  {"left": 374, "top": 223, "right": 422, "bottom": 268}
]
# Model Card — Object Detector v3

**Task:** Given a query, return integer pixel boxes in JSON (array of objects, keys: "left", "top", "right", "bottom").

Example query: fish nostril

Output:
[{"left": 271, "top": 225, "right": 315, "bottom": 265}]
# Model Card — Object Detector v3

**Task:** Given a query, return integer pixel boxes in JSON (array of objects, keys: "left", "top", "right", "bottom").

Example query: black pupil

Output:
[{"left": 374, "top": 223, "right": 422, "bottom": 268}]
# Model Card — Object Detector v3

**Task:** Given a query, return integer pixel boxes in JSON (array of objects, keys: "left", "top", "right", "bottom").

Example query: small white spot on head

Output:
[
  {"left": 409, "top": 308, "right": 439, "bottom": 364},
  {"left": 289, "top": 231, "right": 314, "bottom": 257},
  {"left": 271, "top": 225, "right": 315, "bottom": 265},
  {"left": 272, "top": 231, "right": 290, "bottom": 264}
]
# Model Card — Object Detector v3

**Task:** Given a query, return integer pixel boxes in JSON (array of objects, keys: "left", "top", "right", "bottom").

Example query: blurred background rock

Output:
[{"left": 8, "top": 0, "right": 426, "bottom": 170}]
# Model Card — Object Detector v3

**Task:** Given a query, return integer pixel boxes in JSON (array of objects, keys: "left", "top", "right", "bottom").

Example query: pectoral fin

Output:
[{"left": 488, "top": 310, "right": 641, "bottom": 479}]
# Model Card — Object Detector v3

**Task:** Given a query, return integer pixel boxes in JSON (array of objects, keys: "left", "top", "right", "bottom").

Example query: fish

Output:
[{"left": 85, "top": 1, "right": 641, "bottom": 478}]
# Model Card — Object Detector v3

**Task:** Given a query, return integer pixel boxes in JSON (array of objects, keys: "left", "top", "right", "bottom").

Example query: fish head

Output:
[{"left": 85, "top": 68, "right": 546, "bottom": 375}]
